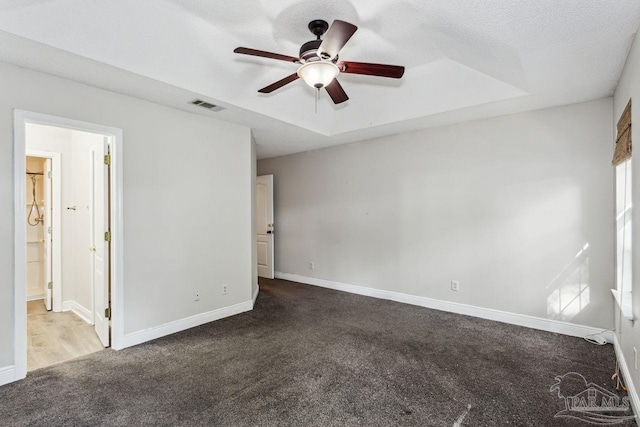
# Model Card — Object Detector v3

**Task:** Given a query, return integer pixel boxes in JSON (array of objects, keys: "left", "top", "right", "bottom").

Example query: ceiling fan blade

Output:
[
  {"left": 325, "top": 79, "right": 349, "bottom": 104},
  {"left": 258, "top": 73, "right": 300, "bottom": 93},
  {"left": 318, "top": 20, "right": 358, "bottom": 59},
  {"left": 339, "top": 61, "right": 405, "bottom": 78},
  {"left": 234, "top": 47, "right": 301, "bottom": 64}
]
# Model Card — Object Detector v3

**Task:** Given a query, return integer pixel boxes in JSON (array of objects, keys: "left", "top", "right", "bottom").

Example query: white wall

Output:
[
  {"left": 0, "top": 61, "right": 253, "bottom": 370},
  {"left": 613, "top": 26, "right": 640, "bottom": 402},
  {"left": 258, "top": 98, "right": 614, "bottom": 329},
  {"left": 69, "top": 129, "right": 102, "bottom": 312},
  {"left": 251, "top": 136, "right": 258, "bottom": 298}
]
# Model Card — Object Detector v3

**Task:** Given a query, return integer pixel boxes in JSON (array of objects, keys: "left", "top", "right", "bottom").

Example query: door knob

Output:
[
  {"left": 89, "top": 246, "right": 96, "bottom": 252},
  {"left": 266, "top": 230, "right": 272, "bottom": 234}
]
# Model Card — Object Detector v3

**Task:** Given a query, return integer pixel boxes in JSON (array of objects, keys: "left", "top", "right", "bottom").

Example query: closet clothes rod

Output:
[{"left": 26, "top": 171, "right": 44, "bottom": 175}]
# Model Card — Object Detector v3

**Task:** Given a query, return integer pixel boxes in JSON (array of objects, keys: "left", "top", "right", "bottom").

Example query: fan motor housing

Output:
[{"left": 299, "top": 39, "right": 322, "bottom": 62}]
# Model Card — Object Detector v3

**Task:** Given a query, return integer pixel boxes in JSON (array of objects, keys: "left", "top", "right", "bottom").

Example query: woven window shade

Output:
[{"left": 613, "top": 99, "right": 632, "bottom": 166}]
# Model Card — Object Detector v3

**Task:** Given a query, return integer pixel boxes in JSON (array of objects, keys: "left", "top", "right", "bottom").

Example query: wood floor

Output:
[{"left": 27, "top": 300, "right": 105, "bottom": 371}]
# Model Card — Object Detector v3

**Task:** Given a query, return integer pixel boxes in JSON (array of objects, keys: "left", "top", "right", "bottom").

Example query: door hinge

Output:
[
  {"left": 104, "top": 154, "right": 111, "bottom": 165},
  {"left": 47, "top": 171, "right": 52, "bottom": 179},
  {"left": 47, "top": 282, "right": 52, "bottom": 290},
  {"left": 104, "top": 231, "right": 111, "bottom": 242},
  {"left": 104, "top": 307, "right": 111, "bottom": 319}
]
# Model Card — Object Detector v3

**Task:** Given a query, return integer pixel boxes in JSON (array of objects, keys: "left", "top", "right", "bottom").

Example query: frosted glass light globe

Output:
[{"left": 297, "top": 61, "right": 339, "bottom": 88}]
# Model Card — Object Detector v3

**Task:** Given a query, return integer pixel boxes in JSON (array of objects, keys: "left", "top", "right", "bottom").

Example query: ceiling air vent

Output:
[{"left": 191, "top": 99, "right": 225, "bottom": 112}]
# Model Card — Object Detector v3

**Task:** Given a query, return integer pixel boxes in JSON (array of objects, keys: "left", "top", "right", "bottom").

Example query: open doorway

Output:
[
  {"left": 25, "top": 125, "right": 110, "bottom": 370},
  {"left": 14, "top": 111, "right": 124, "bottom": 379}
]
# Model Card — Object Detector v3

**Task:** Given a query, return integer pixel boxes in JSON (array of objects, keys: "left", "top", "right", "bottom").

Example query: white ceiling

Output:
[{"left": 0, "top": 0, "right": 638, "bottom": 158}]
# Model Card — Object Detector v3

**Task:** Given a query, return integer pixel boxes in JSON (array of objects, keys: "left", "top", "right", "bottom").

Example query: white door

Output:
[
  {"left": 43, "top": 159, "right": 52, "bottom": 310},
  {"left": 257, "top": 175, "right": 274, "bottom": 279},
  {"left": 90, "top": 140, "right": 110, "bottom": 347}
]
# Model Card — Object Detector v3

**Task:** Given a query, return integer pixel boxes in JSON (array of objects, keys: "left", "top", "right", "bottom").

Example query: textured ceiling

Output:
[{"left": 0, "top": 0, "right": 638, "bottom": 158}]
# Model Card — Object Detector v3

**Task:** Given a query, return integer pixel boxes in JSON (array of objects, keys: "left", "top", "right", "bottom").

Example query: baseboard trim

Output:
[
  {"left": 0, "top": 365, "right": 16, "bottom": 387},
  {"left": 613, "top": 334, "right": 640, "bottom": 419},
  {"left": 122, "top": 300, "right": 254, "bottom": 349},
  {"left": 275, "top": 272, "right": 609, "bottom": 340},
  {"left": 252, "top": 285, "right": 259, "bottom": 306},
  {"left": 61, "top": 300, "right": 93, "bottom": 325},
  {"left": 27, "top": 294, "right": 44, "bottom": 302}
]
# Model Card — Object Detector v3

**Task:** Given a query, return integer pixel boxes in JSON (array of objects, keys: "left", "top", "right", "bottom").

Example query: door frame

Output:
[
  {"left": 25, "top": 149, "right": 62, "bottom": 312},
  {"left": 13, "top": 110, "right": 125, "bottom": 381}
]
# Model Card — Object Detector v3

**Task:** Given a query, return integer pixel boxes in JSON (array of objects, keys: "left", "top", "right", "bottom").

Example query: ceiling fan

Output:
[{"left": 233, "top": 19, "right": 405, "bottom": 104}]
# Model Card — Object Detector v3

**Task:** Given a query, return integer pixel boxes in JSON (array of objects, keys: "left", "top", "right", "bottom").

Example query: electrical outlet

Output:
[
  {"left": 634, "top": 347, "right": 638, "bottom": 370},
  {"left": 451, "top": 280, "right": 460, "bottom": 291},
  {"left": 194, "top": 290, "right": 200, "bottom": 301},
  {"left": 222, "top": 284, "right": 228, "bottom": 295},
  {"left": 309, "top": 261, "right": 315, "bottom": 270}
]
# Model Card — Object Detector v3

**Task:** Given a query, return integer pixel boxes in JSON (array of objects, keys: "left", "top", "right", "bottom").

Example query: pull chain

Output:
[{"left": 315, "top": 88, "right": 319, "bottom": 113}]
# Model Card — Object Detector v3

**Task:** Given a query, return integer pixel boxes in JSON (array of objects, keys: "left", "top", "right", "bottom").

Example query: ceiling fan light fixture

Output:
[
  {"left": 234, "top": 19, "right": 404, "bottom": 104},
  {"left": 297, "top": 61, "right": 339, "bottom": 89}
]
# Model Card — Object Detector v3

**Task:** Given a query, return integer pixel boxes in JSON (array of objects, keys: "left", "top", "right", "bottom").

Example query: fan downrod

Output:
[{"left": 308, "top": 20, "right": 329, "bottom": 39}]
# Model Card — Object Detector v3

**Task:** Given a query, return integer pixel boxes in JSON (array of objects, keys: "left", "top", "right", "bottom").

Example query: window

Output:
[
  {"left": 612, "top": 99, "right": 632, "bottom": 318},
  {"left": 615, "top": 159, "right": 632, "bottom": 294}
]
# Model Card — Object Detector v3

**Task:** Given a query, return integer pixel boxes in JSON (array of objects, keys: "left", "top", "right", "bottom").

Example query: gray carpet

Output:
[{"left": 0, "top": 278, "right": 635, "bottom": 426}]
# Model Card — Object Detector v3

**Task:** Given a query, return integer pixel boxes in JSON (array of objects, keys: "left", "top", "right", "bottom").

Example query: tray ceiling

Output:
[{"left": 0, "top": 0, "right": 638, "bottom": 158}]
